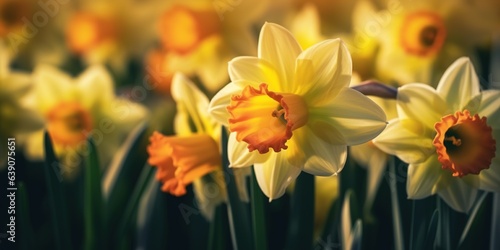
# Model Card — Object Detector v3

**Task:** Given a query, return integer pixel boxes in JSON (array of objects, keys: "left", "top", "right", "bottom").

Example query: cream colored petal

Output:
[
  {"left": 474, "top": 90, "right": 500, "bottom": 125},
  {"left": 254, "top": 152, "right": 302, "bottom": 201},
  {"left": 479, "top": 159, "right": 500, "bottom": 193},
  {"left": 436, "top": 174, "right": 478, "bottom": 213},
  {"left": 373, "top": 119, "right": 435, "bottom": 164},
  {"left": 33, "top": 65, "right": 76, "bottom": 113},
  {"left": 106, "top": 99, "right": 148, "bottom": 133},
  {"left": 228, "top": 132, "right": 270, "bottom": 168},
  {"left": 397, "top": 84, "right": 448, "bottom": 130},
  {"left": 286, "top": 126, "right": 347, "bottom": 176},
  {"left": 258, "top": 23, "right": 302, "bottom": 92},
  {"left": 208, "top": 81, "right": 245, "bottom": 126},
  {"left": 309, "top": 87, "right": 386, "bottom": 145},
  {"left": 406, "top": 154, "right": 442, "bottom": 199},
  {"left": 2, "top": 72, "right": 32, "bottom": 97},
  {"left": 171, "top": 73, "right": 214, "bottom": 134},
  {"left": 228, "top": 56, "right": 281, "bottom": 89},
  {"left": 297, "top": 39, "right": 352, "bottom": 106},
  {"left": 76, "top": 65, "right": 115, "bottom": 110},
  {"left": 436, "top": 57, "right": 480, "bottom": 111}
]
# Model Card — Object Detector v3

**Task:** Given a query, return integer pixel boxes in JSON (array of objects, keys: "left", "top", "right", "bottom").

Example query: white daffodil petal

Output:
[
  {"left": 373, "top": 119, "right": 435, "bottom": 164},
  {"left": 258, "top": 23, "right": 302, "bottom": 92},
  {"left": 33, "top": 65, "right": 75, "bottom": 113},
  {"left": 479, "top": 157, "right": 500, "bottom": 193},
  {"left": 228, "top": 132, "right": 270, "bottom": 167},
  {"left": 287, "top": 126, "right": 347, "bottom": 176},
  {"left": 171, "top": 73, "right": 214, "bottom": 133},
  {"left": 298, "top": 39, "right": 352, "bottom": 105},
  {"left": 310, "top": 87, "right": 387, "bottom": 145},
  {"left": 228, "top": 56, "right": 281, "bottom": 88},
  {"left": 436, "top": 174, "right": 478, "bottom": 213},
  {"left": 254, "top": 152, "right": 301, "bottom": 201},
  {"left": 406, "top": 154, "right": 442, "bottom": 199},
  {"left": 436, "top": 57, "right": 480, "bottom": 111},
  {"left": 397, "top": 84, "right": 448, "bottom": 130},
  {"left": 208, "top": 80, "right": 256, "bottom": 126},
  {"left": 77, "top": 65, "right": 115, "bottom": 109},
  {"left": 475, "top": 90, "right": 500, "bottom": 125}
]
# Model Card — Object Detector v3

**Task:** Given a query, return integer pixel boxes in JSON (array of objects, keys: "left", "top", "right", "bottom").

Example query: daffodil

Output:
[
  {"left": 147, "top": 73, "right": 249, "bottom": 220},
  {"left": 63, "top": 0, "right": 161, "bottom": 73},
  {"left": 209, "top": 23, "right": 387, "bottom": 200},
  {"left": 354, "top": 0, "right": 497, "bottom": 85},
  {"left": 0, "top": 42, "right": 43, "bottom": 168},
  {"left": 145, "top": 0, "right": 268, "bottom": 94},
  {"left": 24, "top": 65, "right": 147, "bottom": 179},
  {"left": 373, "top": 57, "right": 500, "bottom": 213}
]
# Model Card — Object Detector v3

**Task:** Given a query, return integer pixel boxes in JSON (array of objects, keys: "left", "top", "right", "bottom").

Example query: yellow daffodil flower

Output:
[
  {"left": 147, "top": 73, "right": 249, "bottom": 220},
  {"left": 209, "top": 23, "right": 387, "bottom": 200},
  {"left": 354, "top": 0, "right": 496, "bottom": 85},
  {"left": 0, "top": 42, "right": 43, "bottom": 168},
  {"left": 146, "top": 0, "right": 268, "bottom": 94},
  {"left": 373, "top": 57, "right": 500, "bottom": 213},
  {"left": 24, "top": 65, "right": 147, "bottom": 179}
]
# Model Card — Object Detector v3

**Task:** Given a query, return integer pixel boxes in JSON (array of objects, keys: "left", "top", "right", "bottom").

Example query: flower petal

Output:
[
  {"left": 77, "top": 65, "right": 115, "bottom": 110},
  {"left": 475, "top": 90, "right": 500, "bottom": 126},
  {"left": 436, "top": 57, "right": 480, "bottom": 112},
  {"left": 406, "top": 154, "right": 442, "bottom": 199},
  {"left": 309, "top": 87, "right": 387, "bottom": 145},
  {"left": 171, "top": 73, "right": 217, "bottom": 134},
  {"left": 258, "top": 23, "right": 302, "bottom": 92},
  {"left": 297, "top": 39, "right": 352, "bottom": 106},
  {"left": 228, "top": 56, "right": 281, "bottom": 89},
  {"left": 33, "top": 65, "right": 76, "bottom": 113},
  {"left": 397, "top": 84, "right": 448, "bottom": 130},
  {"left": 373, "top": 119, "right": 435, "bottom": 164},
  {"left": 286, "top": 126, "right": 347, "bottom": 176},
  {"left": 208, "top": 80, "right": 259, "bottom": 126},
  {"left": 228, "top": 132, "right": 270, "bottom": 167},
  {"left": 479, "top": 129, "right": 500, "bottom": 193},
  {"left": 253, "top": 152, "right": 301, "bottom": 200},
  {"left": 436, "top": 173, "right": 478, "bottom": 213}
]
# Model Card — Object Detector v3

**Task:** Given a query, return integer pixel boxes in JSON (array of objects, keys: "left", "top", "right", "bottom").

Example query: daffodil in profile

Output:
[
  {"left": 147, "top": 73, "right": 249, "bottom": 219},
  {"left": 209, "top": 23, "right": 387, "bottom": 200},
  {"left": 373, "top": 57, "right": 500, "bottom": 213},
  {"left": 24, "top": 65, "right": 147, "bottom": 178}
]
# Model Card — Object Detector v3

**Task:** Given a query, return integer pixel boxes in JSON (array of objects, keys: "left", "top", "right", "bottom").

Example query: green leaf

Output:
[
  {"left": 285, "top": 172, "right": 315, "bottom": 250},
  {"left": 83, "top": 138, "right": 104, "bottom": 250},
  {"left": 208, "top": 204, "right": 229, "bottom": 250},
  {"left": 457, "top": 192, "right": 492, "bottom": 250},
  {"left": 103, "top": 122, "right": 150, "bottom": 236},
  {"left": 423, "top": 209, "right": 439, "bottom": 250},
  {"left": 251, "top": 165, "right": 268, "bottom": 250},
  {"left": 221, "top": 127, "right": 253, "bottom": 250},
  {"left": 43, "top": 131, "right": 72, "bottom": 250},
  {"left": 18, "top": 182, "right": 34, "bottom": 250},
  {"left": 388, "top": 157, "right": 404, "bottom": 250}
]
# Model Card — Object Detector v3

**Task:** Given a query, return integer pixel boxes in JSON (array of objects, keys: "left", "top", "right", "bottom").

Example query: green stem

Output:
[
  {"left": 251, "top": 166, "right": 268, "bottom": 250},
  {"left": 389, "top": 157, "right": 404, "bottom": 250}
]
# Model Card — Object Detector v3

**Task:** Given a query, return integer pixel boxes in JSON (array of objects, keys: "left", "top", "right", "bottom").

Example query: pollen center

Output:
[
  {"left": 227, "top": 83, "right": 308, "bottom": 154},
  {"left": 433, "top": 110, "right": 496, "bottom": 177},
  {"left": 46, "top": 102, "right": 93, "bottom": 146},
  {"left": 400, "top": 11, "right": 447, "bottom": 57},
  {"left": 159, "top": 5, "right": 220, "bottom": 54}
]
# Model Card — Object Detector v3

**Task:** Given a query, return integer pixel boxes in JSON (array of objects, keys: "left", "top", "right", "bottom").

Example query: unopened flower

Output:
[
  {"left": 374, "top": 57, "right": 500, "bottom": 213},
  {"left": 209, "top": 23, "right": 387, "bottom": 200}
]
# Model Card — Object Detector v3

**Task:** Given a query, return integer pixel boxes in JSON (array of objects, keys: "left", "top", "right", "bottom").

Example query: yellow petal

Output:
[
  {"left": 228, "top": 56, "right": 281, "bottom": 89},
  {"left": 253, "top": 152, "right": 301, "bottom": 201},
  {"left": 258, "top": 23, "right": 302, "bottom": 92},
  {"left": 33, "top": 65, "right": 76, "bottom": 113},
  {"left": 406, "top": 154, "right": 442, "bottom": 199},
  {"left": 436, "top": 173, "right": 478, "bottom": 213},
  {"left": 297, "top": 39, "right": 352, "bottom": 106},
  {"left": 208, "top": 80, "right": 252, "bottom": 126},
  {"left": 310, "top": 87, "right": 387, "bottom": 145},
  {"left": 228, "top": 132, "right": 270, "bottom": 167},
  {"left": 436, "top": 57, "right": 480, "bottom": 111},
  {"left": 475, "top": 90, "right": 500, "bottom": 125},
  {"left": 373, "top": 119, "right": 435, "bottom": 164},
  {"left": 397, "top": 83, "right": 448, "bottom": 130},
  {"left": 76, "top": 65, "right": 114, "bottom": 109}
]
